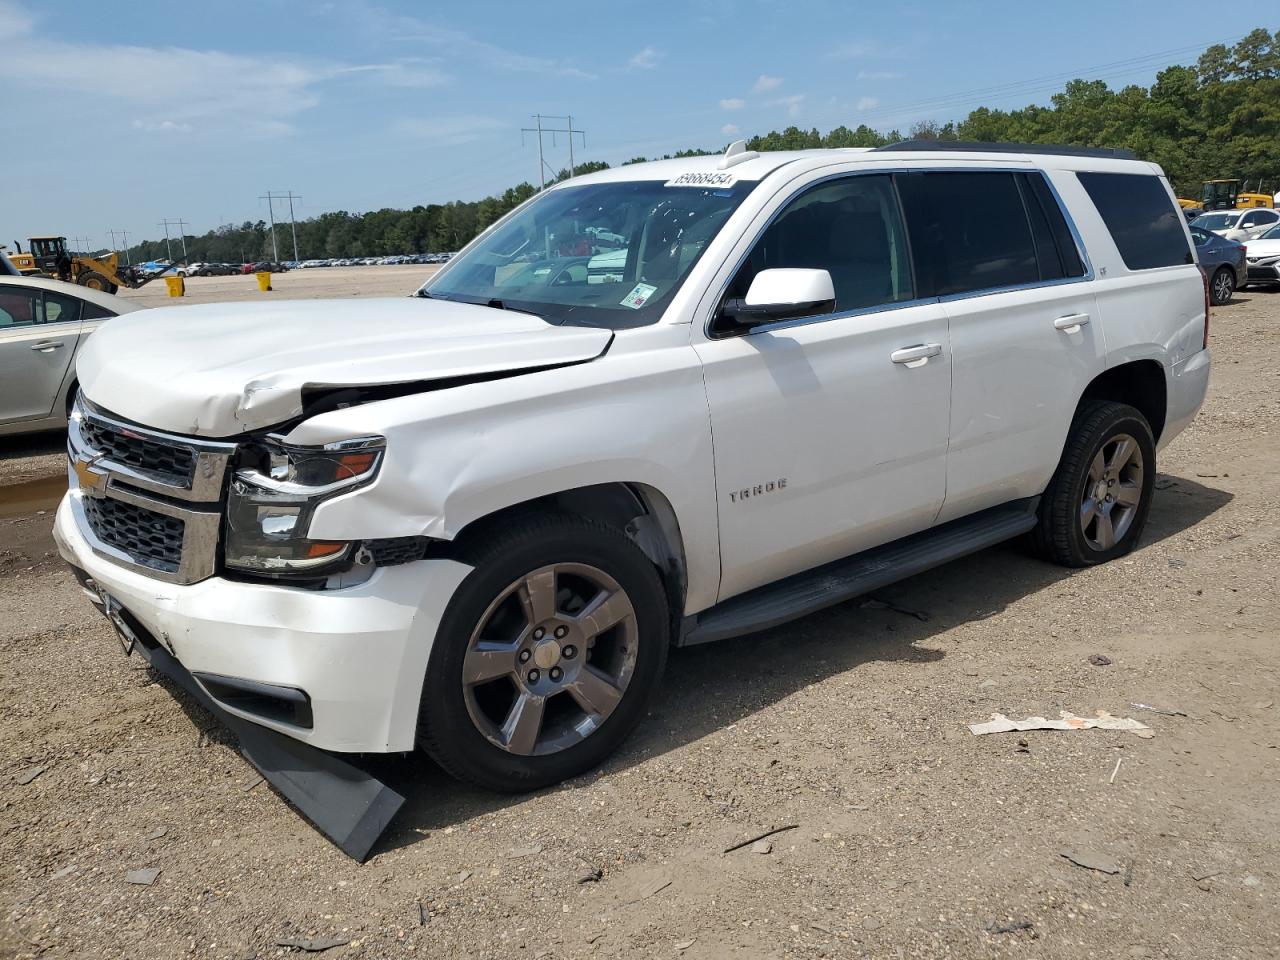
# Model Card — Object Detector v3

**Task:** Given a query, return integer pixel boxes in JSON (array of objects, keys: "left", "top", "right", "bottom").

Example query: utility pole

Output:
[
  {"left": 521, "top": 114, "right": 587, "bottom": 189},
  {"left": 70, "top": 236, "right": 93, "bottom": 256},
  {"left": 108, "top": 229, "right": 131, "bottom": 264},
  {"left": 258, "top": 192, "right": 281, "bottom": 261},
  {"left": 260, "top": 191, "right": 300, "bottom": 262},
  {"left": 158, "top": 219, "right": 187, "bottom": 260}
]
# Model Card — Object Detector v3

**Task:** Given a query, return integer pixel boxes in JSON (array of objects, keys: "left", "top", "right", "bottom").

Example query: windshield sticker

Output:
[
  {"left": 665, "top": 171, "right": 737, "bottom": 188},
  {"left": 621, "top": 282, "right": 657, "bottom": 309}
]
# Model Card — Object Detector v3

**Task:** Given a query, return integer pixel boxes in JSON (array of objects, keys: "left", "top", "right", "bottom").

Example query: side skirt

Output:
[{"left": 679, "top": 497, "right": 1040, "bottom": 646}]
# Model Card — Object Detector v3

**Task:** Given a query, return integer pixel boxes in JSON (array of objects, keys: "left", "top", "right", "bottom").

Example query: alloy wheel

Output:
[
  {"left": 461, "top": 562, "right": 638, "bottom": 756},
  {"left": 1079, "top": 433, "right": 1144, "bottom": 551}
]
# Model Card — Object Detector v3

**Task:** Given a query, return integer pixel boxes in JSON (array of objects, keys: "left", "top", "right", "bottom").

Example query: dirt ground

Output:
[
  {"left": 117, "top": 263, "right": 441, "bottom": 309},
  {"left": 1, "top": 277, "right": 1278, "bottom": 960}
]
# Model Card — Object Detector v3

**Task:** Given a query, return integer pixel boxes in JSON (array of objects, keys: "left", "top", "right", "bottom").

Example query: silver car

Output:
[{"left": 0, "top": 276, "right": 141, "bottom": 436}]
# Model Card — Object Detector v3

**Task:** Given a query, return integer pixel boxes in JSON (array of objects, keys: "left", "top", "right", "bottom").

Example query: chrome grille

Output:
[
  {"left": 68, "top": 398, "right": 236, "bottom": 584},
  {"left": 78, "top": 417, "right": 196, "bottom": 485},
  {"left": 82, "top": 497, "right": 184, "bottom": 573}
]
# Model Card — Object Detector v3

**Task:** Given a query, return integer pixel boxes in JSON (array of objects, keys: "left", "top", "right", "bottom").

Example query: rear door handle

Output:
[
  {"left": 30, "top": 340, "right": 65, "bottom": 352},
  {"left": 890, "top": 343, "right": 942, "bottom": 365},
  {"left": 1053, "top": 313, "right": 1091, "bottom": 332}
]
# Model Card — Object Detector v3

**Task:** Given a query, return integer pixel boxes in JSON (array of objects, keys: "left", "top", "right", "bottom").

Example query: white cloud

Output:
[
  {"left": 858, "top": 70, "right": 903, "bottom": 81},
  {"left": 752, "top": 74, "right": 783, "bottom": 93},
  {"left": 721, "top": 123, "right": 740, "bottom": 135},
  {"left": 629, "top": 46, "right": 662, "bottom": 70},
  {"left": 828, "top": 41, "right": 876, "bottom": 61},
  {"left": 719, "top": 97, "right": 745, "bottom": 111},
  {"left": 857, "top": 96, "right": 880, "bottom": 110},
  {"left": 392, "top": 115, "right": 506, "bottom": 145},
  {"left": 131, "top": 119, "right": 193, "bottom": 133},
  {"left": 0, "top": 0, "right": 34, "bottom": 39},
  {"left": 339, "top": 60, "right": 450, "bottom": 88},
  {"left": 769, "top": 94, "right": 806, "bottom": 118}
]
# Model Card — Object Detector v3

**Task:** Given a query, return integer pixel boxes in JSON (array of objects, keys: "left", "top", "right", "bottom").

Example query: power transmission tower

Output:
[
  {"left": 108, "top": 228, "right": 131, "bottom": 264},
  {"left": 260, "top": 191, "right": 301, "bottom": 262},
  {"left": 521, "top": 114, "right": 587, "bottom": 190},
  {"left": 70, "top": 236, "right": 93, "bottom": 256},
  {"left": 158, "top": 219, "right": 188, "bottom": 260}
]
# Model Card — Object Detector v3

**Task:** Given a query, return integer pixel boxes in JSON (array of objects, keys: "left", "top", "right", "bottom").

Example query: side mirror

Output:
[{"left": 720, "top": 268, "right": 836, "bottom": 329}]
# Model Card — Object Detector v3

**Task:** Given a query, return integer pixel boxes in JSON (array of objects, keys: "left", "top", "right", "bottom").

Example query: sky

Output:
[{"left": 0, "top": 0, "right": 1249, "bottom": 250}]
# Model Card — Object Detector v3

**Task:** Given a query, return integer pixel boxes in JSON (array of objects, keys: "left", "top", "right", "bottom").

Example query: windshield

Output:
[
  {"left": 1260, "top": 224, "right": 1280, "bottom": 241},
  {"left": 423, "top": 179, "right": 756, "bottom": 328},
  {"left": 1193, "top": 212, "right": 1240, "bottom": 230}
]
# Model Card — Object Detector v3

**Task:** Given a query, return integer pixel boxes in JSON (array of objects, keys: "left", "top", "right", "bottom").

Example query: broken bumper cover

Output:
[{"left": 53, "top": 493, "right": 471, "bottom": 753}]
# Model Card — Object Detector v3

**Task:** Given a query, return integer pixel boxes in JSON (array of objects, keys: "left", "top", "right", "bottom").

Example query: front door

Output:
[
  {"left": 694, "top": 173, "right": 951, "bottom": 601},
  {"left": 0, "top": 285, "right": 83, "bottom": 423}
]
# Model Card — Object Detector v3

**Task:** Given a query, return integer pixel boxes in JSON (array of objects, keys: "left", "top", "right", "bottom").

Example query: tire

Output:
[
  {"left": 1209, "top": 267, "right": 1235, "bottom": 306},
  {"left": 417, "top": 513, "right": 670, "bottom": 792},
  {"left": 1030, "top": 400, "right": 1156, "bottom": 568},
  {"left": 75, "top": 270, "right": 111, "bottom": 292}
]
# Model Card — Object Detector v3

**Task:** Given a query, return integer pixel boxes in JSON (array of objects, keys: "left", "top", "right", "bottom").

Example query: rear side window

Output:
[
  {"left": 1077, "top": 172, "right": 1193, "bottom": 270},
  {"left": 895, "top": 171, "right": 1078, "bottom": 297}
]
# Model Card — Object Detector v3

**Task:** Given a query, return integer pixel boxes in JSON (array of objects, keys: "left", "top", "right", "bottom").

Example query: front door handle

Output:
[
  {"left": 30, "top": 340, "right": 65, "bottom": 352},
  {"left": 890, "top": 343, "right": 942, "bottom": 365},
  {"left": 1053, "top": 313, "right": 1091, "bottom": 332}
]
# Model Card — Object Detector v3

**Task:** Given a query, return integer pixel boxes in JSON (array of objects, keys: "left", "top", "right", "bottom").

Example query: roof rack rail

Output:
[{"left": 874, "top": 140, "right": 1138, "bottom": 160}]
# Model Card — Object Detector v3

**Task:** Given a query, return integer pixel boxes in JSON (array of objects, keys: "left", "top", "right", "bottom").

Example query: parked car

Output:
[
  {"left": 240, "top": 261, "right": 290, "bottom": 274},
  {"left": 1189, "top": 226, "right": 1246, "bottom": 304},
  {"left": 0, "top": 276, "right": 141, "bottom": 436},
  {"left": 55, "top": 142, "right": 1210, "bottom": 857},
  {"left": 1243, "top": 223, "right": 1280, "bottom": 288},
  {"left": 1192, "top": 207, "right": 1280, "bottom": 242}
]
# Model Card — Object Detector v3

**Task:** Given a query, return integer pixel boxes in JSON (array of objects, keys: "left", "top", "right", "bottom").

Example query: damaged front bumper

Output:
[{"left": 53, "top": 493, "right": 473, "bottom": 860}]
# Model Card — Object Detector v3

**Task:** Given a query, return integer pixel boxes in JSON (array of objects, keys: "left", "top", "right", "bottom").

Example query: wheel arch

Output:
[
  {"left": 1078, "top": 359, "right": 1167, "bottom": 443},
  {"left": 449, "top": 481, "right": 690, "bottom": 626}
]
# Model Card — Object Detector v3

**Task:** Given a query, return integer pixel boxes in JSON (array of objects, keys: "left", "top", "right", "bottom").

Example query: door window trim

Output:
[{"left": 702, "top": 166, "right": 1094, "bottom": 339}]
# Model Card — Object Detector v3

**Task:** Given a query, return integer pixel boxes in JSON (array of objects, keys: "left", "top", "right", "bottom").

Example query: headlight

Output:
[{"left": 224, "top": 436, "right": 384, "bottom": 575}]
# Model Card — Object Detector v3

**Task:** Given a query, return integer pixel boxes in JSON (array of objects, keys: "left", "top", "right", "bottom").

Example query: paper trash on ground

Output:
[{"left": 968, "top": 710, "right": 1154, "bottom": 738}]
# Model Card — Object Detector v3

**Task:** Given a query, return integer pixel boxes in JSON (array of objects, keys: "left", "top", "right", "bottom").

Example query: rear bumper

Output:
[
  {"left": 1160, "top": 347, "right": 1211, "bottom": 450},
  {"left": 54, "top": 493, "right": 472, "bottom": 753}
]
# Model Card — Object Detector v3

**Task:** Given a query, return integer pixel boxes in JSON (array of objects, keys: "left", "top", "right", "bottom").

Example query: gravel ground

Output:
[{"left": 1, "top": 283, "right": 1278, "bottom": 960}]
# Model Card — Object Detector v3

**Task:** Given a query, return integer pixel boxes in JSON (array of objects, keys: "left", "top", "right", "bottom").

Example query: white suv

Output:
[{"left": 55, "top": 142, "right": 1211, "bottom": 856}]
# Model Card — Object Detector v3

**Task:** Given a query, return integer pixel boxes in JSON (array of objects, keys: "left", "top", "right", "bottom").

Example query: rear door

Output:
[
  {"left": 0, "top": 285, "right": 84, "bottom": 423},
  {"left": 895, "top": 170, "right": 1103, "bottom": 523}
]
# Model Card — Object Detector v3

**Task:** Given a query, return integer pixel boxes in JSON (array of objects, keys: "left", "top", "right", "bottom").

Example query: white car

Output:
[
  {"left": 0, "top": 276, "right": 141, "bottom": 437},
  {"left": 54, "top": 142, "right": 1210, "bottom": 857},
  {"left": 1243, "top": 224, "right": 1280, "bottom": 286},
  {"left": 1192, "top": 207, "right": 1280, "bottom": 242}
]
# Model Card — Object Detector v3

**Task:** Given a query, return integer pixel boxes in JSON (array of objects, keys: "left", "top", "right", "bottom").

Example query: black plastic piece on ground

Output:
[
  {"left": 132, "top": 629, "right": 404, "bottom": 861},
  {"left": 680, "top": 497, "right": 1040, "bottom": 646}
]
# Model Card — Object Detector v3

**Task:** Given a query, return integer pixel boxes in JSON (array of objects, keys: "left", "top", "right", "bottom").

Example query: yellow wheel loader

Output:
[{"left": 8, "top": 236, "right": 166, "bottom": 294}]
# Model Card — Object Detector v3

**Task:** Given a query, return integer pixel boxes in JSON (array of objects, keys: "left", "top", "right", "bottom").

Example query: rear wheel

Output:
[
  {"left": 1030, "top": 400, "right": 1156, "bottom": 567},
  {"left": 417, "top": 514, "right": 669, "bottom": 792},
  {"left": 1210, "top": 267, "right": 1235, "bottom": 305}
]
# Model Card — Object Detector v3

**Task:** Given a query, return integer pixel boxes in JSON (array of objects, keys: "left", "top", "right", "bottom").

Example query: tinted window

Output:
[
  {"left": 1077, "top": 172, "right": 1193, "bottom": 270},
  {"left": 726, "top": 174, "right": 913, "bottom": 313},
  {"left": 81, "top": 300, "right": 115, "bottom": 321},
  {"left": 0, "top": 286, "right": 39, "bottom": 327},
  {"left": 895, "top": 171, "right": 1039, "bottom": 296},
  {"left": 41, "top": 289, "right": 82, "bottom": 325},
  {"left": 1189, "top": 227, "right": 1211, "bottom": 247}
]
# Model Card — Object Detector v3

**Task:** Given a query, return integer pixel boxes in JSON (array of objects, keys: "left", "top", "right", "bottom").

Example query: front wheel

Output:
[
  {"left": 1210, "top": 267, "right": 1235, "bottom": 306},
  {"left": 417, "top": 514, "right": 669, "bottom": 792},
  {"left": 1030, "top": 400, "right": 1156, "bottom": 567}
]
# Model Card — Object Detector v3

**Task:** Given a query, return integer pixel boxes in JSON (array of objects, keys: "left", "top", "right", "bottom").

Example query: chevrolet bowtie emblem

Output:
[{"left": 73, "top": 456, "right": 108, "bottom": 494}]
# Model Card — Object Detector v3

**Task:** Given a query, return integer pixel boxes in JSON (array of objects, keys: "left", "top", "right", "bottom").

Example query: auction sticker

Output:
[
  {"left": 664, "top": 171, "right": 737, "bottom": 188},
  {"left": 621, "top": 282, "right": 657, "bottom": 309}
]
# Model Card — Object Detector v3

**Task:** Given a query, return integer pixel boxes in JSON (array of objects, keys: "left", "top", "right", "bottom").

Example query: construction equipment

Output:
[
  {"left": 8, "top": 236, "right": 166, "bottom": 294},
  {"left": 1201, "top": 180, "right": 1274, "bottom": 211}
]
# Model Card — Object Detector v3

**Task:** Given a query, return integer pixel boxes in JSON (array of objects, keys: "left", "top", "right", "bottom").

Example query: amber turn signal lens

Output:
[
  {"left": 335, "top": 451, "right": 379, "bottom": 479},
  {"left": 304, "top": 542, "right": 347, "bottom": 559}
]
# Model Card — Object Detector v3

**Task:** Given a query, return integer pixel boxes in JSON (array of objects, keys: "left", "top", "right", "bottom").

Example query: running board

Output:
[{"left": 680, "top": 498, "right": 1039, "bottom": 646}]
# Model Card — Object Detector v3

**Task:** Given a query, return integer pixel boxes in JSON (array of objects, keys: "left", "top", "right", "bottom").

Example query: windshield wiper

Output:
[{"left": 485, "top": 298, "right": 544, "bottom": 319}]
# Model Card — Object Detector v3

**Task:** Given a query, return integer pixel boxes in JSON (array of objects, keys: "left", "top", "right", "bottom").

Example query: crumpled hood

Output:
[{"left": 76, "top": 297, "right": 612, "bottom": 436}]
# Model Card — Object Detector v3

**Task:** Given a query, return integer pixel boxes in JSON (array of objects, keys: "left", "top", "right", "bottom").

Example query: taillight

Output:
[{"left": 1198, "top": 264, "right": 1210, "bottom": 350}]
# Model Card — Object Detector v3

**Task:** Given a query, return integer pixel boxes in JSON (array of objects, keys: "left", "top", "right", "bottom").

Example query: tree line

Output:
[{"left": 119, "top": 28, "right": 1278, "bottom": 265}]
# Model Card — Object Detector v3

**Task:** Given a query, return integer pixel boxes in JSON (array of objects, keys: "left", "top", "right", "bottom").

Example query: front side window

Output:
[
  {"left": 1079, "top": 172, "right": 1194, "bottom": 271},
  {"left": 723, "top": 174, "right": 914, "bottom": 313},
  {"left": 896, "top": 171, "right": 1041, "bottom": 296},
  {"left": 1189, "top": 227, "right": 1211, "bottom": 247},
  {"left": 0, "top": 286, "right": 39, "bottom": 328},
  {"left": 426, "top": 179, "right": 755, "bottom": 328}
]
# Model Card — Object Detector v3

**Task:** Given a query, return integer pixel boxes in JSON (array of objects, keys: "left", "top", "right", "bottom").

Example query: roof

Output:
[{"left": 0, "top": 275, "right": 142, "bottom": 314}]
